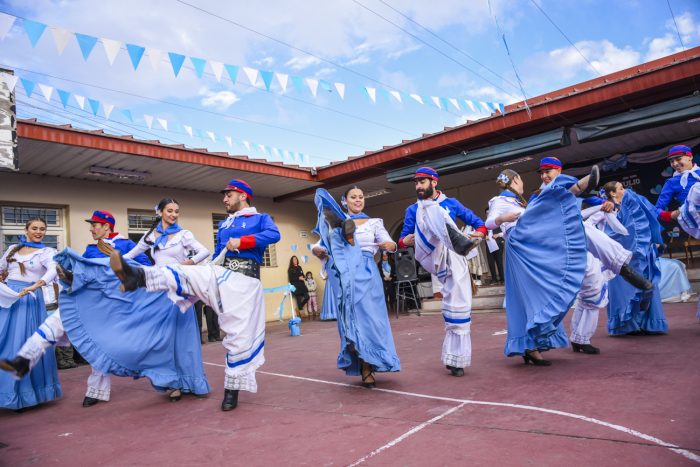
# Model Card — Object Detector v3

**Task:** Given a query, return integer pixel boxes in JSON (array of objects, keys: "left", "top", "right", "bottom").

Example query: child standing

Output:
[{"left": 305, "top": 271, "right": 319, "bottom": 320}]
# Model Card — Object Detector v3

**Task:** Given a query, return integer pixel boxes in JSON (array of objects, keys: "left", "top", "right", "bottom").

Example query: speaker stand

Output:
[{"left": 395, "top": 280, "right": 421, "bottom": 318}]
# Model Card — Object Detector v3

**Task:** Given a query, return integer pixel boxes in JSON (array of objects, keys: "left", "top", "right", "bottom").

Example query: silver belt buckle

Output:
[{"left": 229, "top": 259, "right": 240, "bottom": 271}]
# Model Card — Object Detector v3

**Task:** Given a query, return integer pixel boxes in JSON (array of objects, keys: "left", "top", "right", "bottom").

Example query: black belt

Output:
[{"left": 222, "top": 257, "right": 260, "bottom": 279}]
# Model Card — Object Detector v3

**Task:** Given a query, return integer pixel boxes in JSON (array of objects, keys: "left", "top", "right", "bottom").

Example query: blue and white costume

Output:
[
  {"left": 655, "top": 146, "right": 700, "bottom": 237},
  {"left": 0, "top": 243, "right": 62, "bottom": 410},
  {"left": 313, "top": 189, "right": 400, "bottom": 376}
]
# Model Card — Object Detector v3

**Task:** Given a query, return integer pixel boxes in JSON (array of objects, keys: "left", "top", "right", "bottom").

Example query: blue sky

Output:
[{"left": 0, "top": 0, "right": 698, "bottom": 168}]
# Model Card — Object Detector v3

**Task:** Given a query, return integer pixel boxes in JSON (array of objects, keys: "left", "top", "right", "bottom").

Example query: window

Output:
[
  {"left": 212, "top": 213, "right": 277, "bottom": 268},
  {"left": 127, "top": 209, "right": 159, "bottom": 243},
  {"left": 0, "top": 204, "right": 65, "bottom": 251}
]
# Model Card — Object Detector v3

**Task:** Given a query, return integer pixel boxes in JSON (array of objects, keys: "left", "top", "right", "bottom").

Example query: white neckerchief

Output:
[
  {"left": 673, "top": 164, "right": 700, "bottom": 189},
  {"left": 103, "top": 234, "right": 125, "bottom": 246},
  {"left": 220, "top": 207, "right": 259, "bottom": 230}
]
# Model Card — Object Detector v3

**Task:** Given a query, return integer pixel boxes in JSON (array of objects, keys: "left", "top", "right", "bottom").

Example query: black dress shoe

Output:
[
  {"left": 619, "top": 264, "right": 653, "bottom": 290},
  {"left": 109, "top": 251, "right": 146, "bottom": 292},
  {"left": 221, "top": 389, "right": 239, "bottom": 411},
  {"left": 446, "top": 224, "right": 477, "bottom": 256},
  {"left": 0, "top": 356, "right": 30, "bottom": 378},
  {"left": 572, "top": 342, "right": 600, "bottom": 354},
  {"left": 82, "top": 397, "right": 100, "bottom": 407},
  {"left": 208, "top": 337, "right": 217, "bottom": 343},
  {"left": 446, "top": 365, "right": 465, "bottom": 377},
  {"left": 522, "top": 351, "right": 552, "bottom": 366},
  {"left": 56, "top": 264, "right": 73, "bottom": 286},
  {"left": 322, "top": 208, "right": 356, "bottom": 245}
]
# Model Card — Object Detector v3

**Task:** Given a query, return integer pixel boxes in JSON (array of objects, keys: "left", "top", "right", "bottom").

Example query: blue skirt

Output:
[
  {"left": 504, "top": 181, "right": 587, "bottom": 356},
  {"left": 0, "top": 279, "right": 62, "bottom": 409},
  {"left": 314, "top": 189, "right": 400, "bottom": 375},
  {"left": 606, "top": 191, "right": 668, "bottom": 335},
  {"left": 56, "top": 249, "right": 210, "bottom": 394},
  {"left": 319, "top": 278, "right": 337, "bottom": 321}
]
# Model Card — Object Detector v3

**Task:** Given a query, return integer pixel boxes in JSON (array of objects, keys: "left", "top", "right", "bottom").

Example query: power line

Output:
[{"left": 665, "top": 0, "right": 687, "bottom": 51}]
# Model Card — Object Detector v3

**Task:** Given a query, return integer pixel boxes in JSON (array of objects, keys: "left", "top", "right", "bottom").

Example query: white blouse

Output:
[
  {"left": 0, "top": 246, "right": 58, "bottom": 283},
  {"left": 485, "top": 195, "right": 526, "bottom": 237},
  {"left": 124, "top": 229, "right": 210, "bottom": 266},
  {"left": 312, "top": 217, "right": 395, "bottom": 255}
]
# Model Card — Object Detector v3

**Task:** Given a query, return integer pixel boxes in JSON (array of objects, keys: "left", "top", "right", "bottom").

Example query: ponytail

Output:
[{"left": 143, "top": 198, "right": 178, "bottom": 247}]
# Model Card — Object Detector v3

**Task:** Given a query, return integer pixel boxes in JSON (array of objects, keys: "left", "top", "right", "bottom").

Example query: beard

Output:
[
  {"left": 226, "top": 200, "right": 242, "bottom": 213},
  {"left": 416, "top": 184, "right": 434, "bottom": 200}
]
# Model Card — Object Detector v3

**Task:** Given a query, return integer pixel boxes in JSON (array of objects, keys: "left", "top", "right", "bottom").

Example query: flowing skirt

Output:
[
  {"left": 55, "top": 249, "right": 210, "bottom": 394},
  {"left": 0, "top": 279, "right": 62, "bottom": 409},
  {"left": 657, "top": 257, "right": 692, "bottom": 303},
  {"left": 314, "top": 189, "right": 400, "bottom": 375},
  {"left": 319, "top": 279, "right": 338, "bottom": 321},
  {"left": 504, "top": 181, "right": 587, "bottom": 356}
]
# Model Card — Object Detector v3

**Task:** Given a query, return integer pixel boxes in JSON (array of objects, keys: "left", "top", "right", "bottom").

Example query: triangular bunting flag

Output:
[
  {"left": 88, "top": 98, "right": 100, "bottom": 115},
  {"left": 389, "top": 90, "right": 402, "bottom": 103},
  {"left": 243, "top": 141, "right": 251, "bottom": 151},
  {"left": 365, "top": 87, "right": 376, "bottom": 104},
  {"left": 291, "top": 76, "right": 304, "bottom": 94},
  {"left": 0, "top": 13, "right": 16, "bottom": 40},
  {"left": 306, "top": 78, "right": 319, "bottom": 97},
  {"left": 206, "top": 131, "right": 216, "bottom": 142},
  {"left": 57, "top": 89, "right": 70, "bottom": 108},
  {"left": 194, "top": 128, "right": 203, "bottom": 139},
  {"left": 74, "top": 94, "right": 85, "bottom": 110},
  {"left": 102, "top": 38, "right": 122, "bottom": 65},
  {"left": 430, "top": 96, "right": 442, "bottom": 109},
  {"left": 242, "top": 67, "right": 259, "bottom": 86},
  {"left": 465, "top": 100, "right": 476, "bottom": 113},
  {"left": 334, "top": 82, "right": 345, "bottom": 99},
  {"left": 271, "top": 147, "right": 281, "bottom": 159},
  {"left": 448, "top": 98, "right": 460, "bottom": 111},
  {"left": 224, "top": 64, "right": 239, "bottom": 83},
  {"left": 479, "top": 101, "right": 490, "bottom": 113},
  {"left": 20, "top": 78, "right": 35, "bottom": 98},
  {"left": 144, "top": 114, "right": 154, "bottom": 129},
  {"left": 126, "top": 44, "right": 145, "bottom": 70},
  {"left": 225, "top": 136, "right": 232, "bottom": 147},
  {"left": 190, "top": 57, "right": 207, "bottom": 78},
  {"left": 498, "top": 103, "right": 506, "bottom": 114},
  {"left": 440, "top": 97, "right": 450, "bottom": 111},
  {"left": 319, "top": 80, "right": 332, "bottom": 93},
  {"left": 22, "top": 19, "right": 47, "bottom": 47},
  {"left": 0, "top": 73, "right": 19, "bottom": 93},
  {"left": 75, "top": 33, "right": 98, "bottom": 60},
  {"left": 210, "top": 61, "right": 224, "bottom": 82},
  {"left": 121, "top": 108, "right": 133, "bottom": 122},
  {"left": 103, "top": 103, "right": 114, "bottom": 119},
  {"left": 259, "top": 70, "right": 274, "bottom": 91},
  {"left": 378, "top": 88, "right": 391, "bottom": 103},
  {"left": 147, "top": 48, "right": 163, "bottom": 70},
  {"left": 157, "top": 118, "right": 168, "bottom": 131},
  {"left": 409, "top": 93, "right": 423, "bottom": 105},
  {"left": 38, "top": 83, "right": 53, "bottom": 102},
  {"left": 184, "top": 125, "right": 193, "bottom": 137},
  {"left": 168, "top": 52, "right": 186, "bottom": 77},
  {"left": 488, "top": 102, "right": 498, "bottom": 112},
  {"left": 50, "top": 27, "right": 72, "bottom": 55},
  {"left": 275, "top": 73, "right": 288, "bottom": 92}
]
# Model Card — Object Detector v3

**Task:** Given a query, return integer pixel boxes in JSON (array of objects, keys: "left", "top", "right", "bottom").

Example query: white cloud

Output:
[
  {"left": 645, "top": 34, "right": 683, "bottom": 61},
  {"left": 673, "top": 11, "right": 700, "bottom": 44},
  {"left": 200, "top": 89, "right": 240, "bottom": 110},
  {"left": 255, "top": 56, "right": 276, "bottom": 68},
  {"left": 284, "top": 55, "right": 322, "bottom": 71}
]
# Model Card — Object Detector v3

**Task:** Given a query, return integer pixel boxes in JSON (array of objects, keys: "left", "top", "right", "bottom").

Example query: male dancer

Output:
[
  {"left": 0, "top": 210, "right": 151, "bottom": 407},
  {"left": 655, "top": 145, "right": 700, "bottom": 237},
  {"left": 398, "top": 167, "right": 484, "bottom": 377},
  {"left": 109, "top": 179, "right": 280, "bottom": 412}
]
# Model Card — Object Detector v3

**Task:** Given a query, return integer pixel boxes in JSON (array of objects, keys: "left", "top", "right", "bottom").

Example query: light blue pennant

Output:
[
  {"left": 224, "top": 64, "right": 239, "bottom": 83},
  {"left": 498, "top": 103, "right": 506, "bottom": 114},
  {"left": 20, "top": 78, "right": 35, "bottom": 98},
  {"left": 75, "top": 33, "right": 98, "bottom": 60},
  {"left": 440, "top": 97, "right": 450, "bottom": 111},
  {"left": 121, "top": 108, "right": 133, "bottom": 122},
  {"left": 88, "top": 98, "right": 100, "bottom": 115},
  {"left": 22, "top": 19, "right": 46, "bottom": 47},
  {"left": 291, "top": 76, "right": 304, "bottom": 94},
  {"left": 259, "top": 70, "right": 274, "bottom": 91},
  {"left": 290, "top": 244, "right": 297, "bottom": 252},
  {"left": 168, "top": 52, "right": 186, "bottom": 76},
  {"left": 190, "top": 56, "right": 207, "bottom": 78},
  {"left": 126, "top": 44, "right": 145, "bottom": 70},
  {"left": 57, "top": 89, "right": 71, "bottom": 108},
  {"left": 319, "top": 80, "right": 333, "bottom": 93}
]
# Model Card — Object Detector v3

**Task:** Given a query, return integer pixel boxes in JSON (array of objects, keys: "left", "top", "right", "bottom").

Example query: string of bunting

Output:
[{"left": 0, "top": 12, "right": 506, "bottom": 115}]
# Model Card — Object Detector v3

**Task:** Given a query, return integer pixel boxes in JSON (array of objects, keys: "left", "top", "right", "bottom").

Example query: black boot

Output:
[
  {"left": 446, "top": 224, "right": 477, "bottom": 256},
  {"left": 109, "top": 251, "right": 146, "bottom": 292},
  {"left": 322, "top": 208, "right": 356, "bottom": 245},
  {"left": 221, "top": 389, "right": 239, "bottom": 411},
  {"left": 0, "top": 356, "right": 30, "bottom": 378},
  {"left": 82, "top": 397, "right": 100, "bottom": 407},
  {"left": 572, "top": 342, "right": 600, "bottom": 354},
  {"left": 56, "top": 264, "right": 73, "bottom": 286},
  {"left": 619, "top": 264, "right": 653, "bottom": 290},
  {"left": 446, "top": 365, "right": 465, "bottom": 377}
]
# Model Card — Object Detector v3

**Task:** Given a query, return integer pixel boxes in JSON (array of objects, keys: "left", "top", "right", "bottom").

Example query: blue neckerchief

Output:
[
  {"left": 500, "top": 190, "right": 519, "bottom": 199},
  {"left": 349, "top": 212, "right": 370, "bottom": 219},
  {"left": 19, "top": 235, "right": 46, "bottom": 249},
  {"left": 153, "top": 222, "right": 182, "bottom": 249},
  {"left": 382, "top": 260, "right": 391, "bottom": 274}
]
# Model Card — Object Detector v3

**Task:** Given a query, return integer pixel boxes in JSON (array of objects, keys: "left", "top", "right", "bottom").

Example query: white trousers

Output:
[
  {"left": 144, "top": 264, "right": 266, "bottom": 392},
  {"left": 570, "top": 253, "right": 609, "bottom": 345},
  {"left": 18, "top": 310, "right": 112, "bottom": 401},
  {"left": 584, "top": 223, "right": 631, "bottom": 274}
]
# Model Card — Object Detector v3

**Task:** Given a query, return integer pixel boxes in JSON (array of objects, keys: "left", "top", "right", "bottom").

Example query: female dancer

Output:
[
  {"left": 602, "top": 182, "right": 668, "bottom": 335},
  {"left": 312, "top": 187, "right": 400, "bottom": 387},
  {"left": 287, "top": 256, "right": 309, "bottom": 316},
  {"left": 485, "top": 170, "right": 587, "bottom": 366},
  {"left": 0, "top": 218, "right": 62, "bottom": 410},
  {"left": 123, "top": 198, "right": 211, "bottom": 401}
]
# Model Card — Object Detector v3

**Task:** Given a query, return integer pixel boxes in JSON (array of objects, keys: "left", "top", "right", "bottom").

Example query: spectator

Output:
[
  {"left": 484, "top": 208, "right": 505, "bottom": 284},
  {"left": 377, "top": 251, "right": 396, "bottom": 313},
  {"left": 195, "top": 300, "right": 222, "bottom": 343},
  {"left": 287, "top": 256, "right": 309, "bottom": 316},
  {"left": 304, "top": 271, "right": 319, "bottom": 320}
]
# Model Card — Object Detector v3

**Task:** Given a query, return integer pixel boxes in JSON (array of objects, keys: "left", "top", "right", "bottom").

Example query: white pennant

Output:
[
  {"left": 206, "top": 131, "right": 216, "bottom": 142},
  {"left": 282, "top": 149, "right": 290, "bottom": 162},
  {"left": 479, "top": 101, "right": 490, "bottom": 113},
  {"left": 243, "top": 140, "right": 251, "bottom": 151},
  {"left": 225, "top": 136, "right": 232, "bottom": 147},
  {"left": 184, "top": 125, "right": 193, "bottom": 137},
  {"left": 38, "top": 84, "right": 54, "bottom": 102},
  {"left": 365, "top": 87, "right": 376, "bottom": 104},
  {"left": 144, "top": 114, "right": 154, "bottom": 129},
  {"left": 306, "top": 78, "right": 319, "bottom": 97},
  {"left": 242, "top": 67, "right": 259, "bottom": 86},
  {"left": 210, "top": 60, "right": 224, "bottom": 82},
  {"left": 334, "top": 82, "right": 345, "bottom": 99},
  {"left": 272, "top": 147, "right": 281, "bottom": 159},
  {"left": 430, "top": 96, "right": 442, "bottom": 109},
  {"left": 257, "top": 143, "right": 266, "bottom": 153},
  {"left": 389, "top": 90, "right": 402, "bottom": 103},
  {"left": 74, "top": 94, "right": 85, "bottom": 110},
  {"left": 0, "top": 12, "right": 15, "bottom": 40},
  {"left": 0, "top": 73, "right": 19, "bottom": 92},
  {"left": 103, "top": 103, "right": 114, "bottom": 119},
  {"left": 101, "top": 38, "right": 122, "bottom": 66},
  {"left": 50, "top": 27, "right": 72, "bottom": 55},
  {"left": 465, "top": 99, "right": 476, "bottom": 113},
  {"left": 409, "top": 93, "right": 424, "bottom": 105},
  {"left": 147, "top": 48, "right": 163, "bottom": 70},
  {"left": 448, "top": 98, "right": 460, "bottom": 111},
  {"left": 157, "top": 118, "right": 168, "bottom": 131},
  {"left": 275, "top": 73, "right": 288, "bottom": 92}
]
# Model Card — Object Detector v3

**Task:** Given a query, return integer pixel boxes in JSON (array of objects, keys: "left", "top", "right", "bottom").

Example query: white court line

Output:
[{"left": 203, "top": 362, "right": 700, "bottom": 463}]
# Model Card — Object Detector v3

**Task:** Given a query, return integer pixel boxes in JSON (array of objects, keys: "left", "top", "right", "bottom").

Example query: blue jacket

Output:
[
  {"left": 528, "top": 175, "right": 605, "bottom": 206},
  {"left": 399, "top": 193, "right": 485, "bottom": 243},
  {"left": 655, "top": 169, "right": 700, "bottom": 217},
  {"left": 83, "top": 236, "right": 151, "bottom": 266},
  {"left": 213, "top": 211, "right": 281, "bottom": 264}
]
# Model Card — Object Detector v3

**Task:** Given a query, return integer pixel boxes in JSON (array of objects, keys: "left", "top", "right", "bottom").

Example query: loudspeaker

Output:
[{"left": 395, "top": 248, "right": 417, "bottom": 281}]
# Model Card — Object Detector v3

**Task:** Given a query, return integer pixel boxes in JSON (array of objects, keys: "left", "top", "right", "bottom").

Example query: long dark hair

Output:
[
  {"left": 7, "top": 217, "right": 47, "bottom": 275},
  {"left": 496, "top": 169, "right": 528, "bottom": 206},
  {"left": 288, "top": 255, "right": 300, "bottom": 271},
  {"left": 143, "top": 198, "right": 179, "bottom": 246},
  {"left": 341, "top": 186, "right": 363, "bottom": 211}
]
